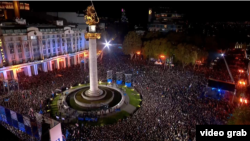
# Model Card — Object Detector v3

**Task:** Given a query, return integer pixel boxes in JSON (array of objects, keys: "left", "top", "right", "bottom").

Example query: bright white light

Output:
[
  {"left": 221, "top": 54, "right": 224, "bottom": 56},
  {"left": 104, "top": 41, "right": 111, "bottom": 49}
]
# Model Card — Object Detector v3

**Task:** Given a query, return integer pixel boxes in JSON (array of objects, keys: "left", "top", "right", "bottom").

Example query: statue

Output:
[{"left": 85, "top": 5, "right": 99, "bottom": 25}]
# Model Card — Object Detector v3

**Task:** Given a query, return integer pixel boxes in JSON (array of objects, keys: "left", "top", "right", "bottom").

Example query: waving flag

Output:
[{"left": 62, "top": 135, "right": 66, "bottom": 141}]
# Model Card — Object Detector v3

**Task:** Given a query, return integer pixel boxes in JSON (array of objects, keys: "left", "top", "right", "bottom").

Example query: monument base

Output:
[
  {"left": 83, "top": 89, "right": 104, "bottom": 100},
  {"left": 82, "top": 89, "right": 106, "bottom": 100}
]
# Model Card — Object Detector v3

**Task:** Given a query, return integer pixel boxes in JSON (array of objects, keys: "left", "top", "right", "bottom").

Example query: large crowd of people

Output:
[{"left": 0, "top": 49, "right": 238, "bottom": 141}]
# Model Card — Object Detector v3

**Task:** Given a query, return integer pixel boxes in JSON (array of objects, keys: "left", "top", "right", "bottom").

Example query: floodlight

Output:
[{"left": 104, "top": 40, "right": 111, "bottom": 49}]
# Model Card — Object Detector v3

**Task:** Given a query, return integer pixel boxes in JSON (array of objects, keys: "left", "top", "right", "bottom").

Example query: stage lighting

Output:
[
  {"left": 104, "top": 41, "right": 111, "bottom": 49},
  {"left": 221, "top": 54, "right": 224, "bottom": 56}
]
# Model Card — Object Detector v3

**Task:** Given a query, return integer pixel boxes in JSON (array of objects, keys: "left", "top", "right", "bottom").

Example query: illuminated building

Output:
[
  {"left": 148, "top": 7, "right": 184, "bottom": 33},
  {"left": 0, "top": 25, "right": 88, "bottom": 80},
  {"left": 0, "top": 1, "right": 30, "bottom": 20}
]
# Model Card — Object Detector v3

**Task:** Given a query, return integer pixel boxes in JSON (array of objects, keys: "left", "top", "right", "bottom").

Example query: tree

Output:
[
  {"left": 175, "top": 44, "right": 198, "bottom": 68},
  {"left": 144, "top": 31, "right": 160, "bottom": 39},
  {"left": 228, "top": 105, "right": 250, "bottom": 125},
  {"left": 122, "top": 31, "right": 142, "bottom": 59}
]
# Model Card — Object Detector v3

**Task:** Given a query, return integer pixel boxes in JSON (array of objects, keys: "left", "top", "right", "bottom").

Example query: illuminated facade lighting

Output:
[{"left": 0, "top": 26, "right": 88, "bottom": 80}]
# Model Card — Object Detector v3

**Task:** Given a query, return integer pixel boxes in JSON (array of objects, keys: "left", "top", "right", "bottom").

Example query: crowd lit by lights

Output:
[
  {"left": 240, "top": 98, "right": 248, "bottom": 104},
  {"left": 239, "top": 81, "right": 246, "bottom": 85},
  {"left": 238, "top": 69, "right": 244, "bottom": 73}
]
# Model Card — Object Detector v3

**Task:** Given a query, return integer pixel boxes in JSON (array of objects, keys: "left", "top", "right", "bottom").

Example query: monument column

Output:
[
  {"left": 89, "top": 37, "right": 98, "bottom": 93},
  {"left": 84, "top": 11, "right": 102, "bottom": 97}
]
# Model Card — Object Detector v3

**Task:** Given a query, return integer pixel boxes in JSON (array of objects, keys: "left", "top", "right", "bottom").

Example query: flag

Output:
[
  {"left": 65, "top": 129, "right": 69, "bottom": 139},
  {"left": 62, "top": 135, "right": 66, "bottom": 141}
]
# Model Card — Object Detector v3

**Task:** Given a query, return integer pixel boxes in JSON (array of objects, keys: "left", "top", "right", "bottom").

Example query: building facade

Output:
[
  {"left": 0, "top": 25, "right": 89, "bottom": 80},
  {"left": 148, "top": 7, "right": 184, "bottom": 33}
]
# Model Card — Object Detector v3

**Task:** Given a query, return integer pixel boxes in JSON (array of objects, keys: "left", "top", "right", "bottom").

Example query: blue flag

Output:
[
  {"left": 66, "top": 129, "right": 69, "bottom": 139},
  {"left": 39, "top": 110, "right": 43, "bottom": 114}
]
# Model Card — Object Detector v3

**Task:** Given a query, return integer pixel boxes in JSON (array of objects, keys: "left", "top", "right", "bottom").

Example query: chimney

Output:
[{"left": 13, "top": 1, "right": 20, "bottom": 19}]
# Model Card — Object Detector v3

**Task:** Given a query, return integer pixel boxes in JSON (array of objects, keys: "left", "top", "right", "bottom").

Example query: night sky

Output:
[{"left": 26, "top": 1, "right": 250, "bottom": 26}]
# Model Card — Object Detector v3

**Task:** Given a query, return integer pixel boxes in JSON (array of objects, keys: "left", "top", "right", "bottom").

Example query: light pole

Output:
[{"left": 221, "top": 53, "right": 235, "bottom": 83}]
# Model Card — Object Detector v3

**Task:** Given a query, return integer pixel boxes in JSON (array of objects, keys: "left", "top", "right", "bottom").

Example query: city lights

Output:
[
  {"left": 238, "top": 81, "right": 246, "bottom": 85},
  {"left": 240, "top": 98, "right": 248, "bottom": 104},
  {"left": 238, "top": 69, "right": 244, "bottom": 73}
]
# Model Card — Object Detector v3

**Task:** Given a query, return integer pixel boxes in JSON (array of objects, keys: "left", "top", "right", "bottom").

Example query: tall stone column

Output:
[
  {"left": 3, "top": 71, "right": 8, "bottom": 80},
  {"left": 26, "top": 66, "right": 32, "bottom": 77},
  {"left": 56, "top": 59, "right": 60, "bottom": 70},
  {"left": 33, "top": 64, "right": 38, "bottom": 75},
  {"left": 43, "top": 62, "right": 48, "bottom": 72},
  {"left": 64, "top": 58, "right": 67, "bottom": 68},
  {"left": 88, "top": 38, "right": 99, "bottom": 94},
  {"left": 48, "top": 61, "right": 53, "bottom": 71},
  {"left": 78, "top": 54, "right": 81, "bottom": 64},
  {"left": 12, "top": 69, "right": 17, "bottom": 79},
  {"left": 74, "top": 55, "right": 77, "bottom": 65},
  {"left": 67, "top": 56, "right": 71, "bottom": 67}
]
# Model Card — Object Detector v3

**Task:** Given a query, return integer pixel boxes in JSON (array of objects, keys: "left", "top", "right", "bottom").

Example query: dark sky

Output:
[{"left": 26, "top": 1, "right": 250, "bottom": 25}]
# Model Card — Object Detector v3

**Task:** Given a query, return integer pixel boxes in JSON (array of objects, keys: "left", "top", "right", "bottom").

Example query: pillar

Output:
[
  {"left": 89, "top": 38, "right": 98, "bottom": 93},
  {"left": 56, "top": 59, "right": 60, "bottom": 70},
  {"left": 3, "top": 71, "right": 8, "bottom": 80},
  {"left": 67, "top": 56, "right": 71, "bottom": 67},
  {"left": 64, "top": 58, "right": 66, "bottom": 68},
  {"left": 74, "top": 55, "right": 77, "bottom": 65},
  {"left": 4, "top": 10, "right": 8, "bottom": 20},
  {"left": 43, "top": 62, "right": 48, "bottom": 72},
  {"left": 26, "top": 66, "right": 32, "bottom": 77},
  {"left": 33, "top": 64, "right": 38, "bottom": 75},
  {"left": 48, "top": 61, "right": 53, "bottom": 71},
  {"left": 12, "top": 69, "right": 17, "bottom": 79},
  {"left": 13, "top": 1, "right": 20, "bottom": 19},
  {"left": 78, "top": 54, "right": 81, "bottom": 64}
]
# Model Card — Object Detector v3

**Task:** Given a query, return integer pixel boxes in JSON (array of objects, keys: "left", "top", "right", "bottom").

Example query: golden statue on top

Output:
[{"left": 85, "top": 5, "right": 99, "bottom": 25}]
